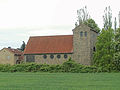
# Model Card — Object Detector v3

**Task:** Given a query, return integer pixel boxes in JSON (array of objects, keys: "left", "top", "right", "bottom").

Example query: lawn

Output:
[{"left": 0, "top": 72, "right": 119, "bottom": 90}]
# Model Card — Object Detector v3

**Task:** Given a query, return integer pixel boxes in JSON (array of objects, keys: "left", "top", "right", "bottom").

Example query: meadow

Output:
[{"left": 0, "top": 72, "right": 119, "bottom": 90}]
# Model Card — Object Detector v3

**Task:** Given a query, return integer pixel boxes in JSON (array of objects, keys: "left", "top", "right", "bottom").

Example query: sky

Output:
[{"left": 0, "top": 0, "right": 120, "bottom": 49}]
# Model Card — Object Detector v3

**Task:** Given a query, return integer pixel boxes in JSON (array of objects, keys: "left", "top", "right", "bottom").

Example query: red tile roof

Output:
[
  {"left": 24, "top": 35, "right": 73, "bottom": 54},
  {"left": 5, "top": 48, "right": 23, "bottom": 55}
]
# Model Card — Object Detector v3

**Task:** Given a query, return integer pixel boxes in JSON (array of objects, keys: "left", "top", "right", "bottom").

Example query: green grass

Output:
[{"left": 0, "top": 72, "right": 119, "bottom": 90}]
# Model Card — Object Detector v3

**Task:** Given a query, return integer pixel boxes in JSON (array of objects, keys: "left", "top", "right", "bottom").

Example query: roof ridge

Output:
[{"left": 30, "top": 35, "right": 73, "bottom": 37}]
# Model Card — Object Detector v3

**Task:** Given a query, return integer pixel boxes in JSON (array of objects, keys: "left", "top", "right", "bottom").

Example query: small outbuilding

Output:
[{"left": 0, "top": 48, "right": 24, "bottom": 65}]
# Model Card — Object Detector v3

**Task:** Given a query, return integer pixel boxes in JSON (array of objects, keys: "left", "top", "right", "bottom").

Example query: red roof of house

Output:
[
  {"left": 5, "top": 48, "right": 23, "bottom": 55},
  {"left": 24, "top": 35, "right": 73, "bottom": 54}
]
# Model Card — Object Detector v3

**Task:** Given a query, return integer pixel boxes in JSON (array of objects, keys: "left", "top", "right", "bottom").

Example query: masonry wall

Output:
[
  {"left": 73, "top": 24, "right": 91, "bottom": 65},
  {"left": 0, "top": 49, "right": 15, "bottom": 65},
  {"left": 90, "top": 30, "right": 98, "bottom": 61},
  {"left": 24, "top": 54, "right": 72, "bottom": 64}
]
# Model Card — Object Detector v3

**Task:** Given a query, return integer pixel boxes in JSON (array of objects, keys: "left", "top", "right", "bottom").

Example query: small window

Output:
[
  {"left": 50, "top": 55, "right": 54, "bottom": 59},
  {"left": 64, "top": 54, "right": 67, "bottom": 59},
  {"left": 80, "top": 31, "right": 83, "bottom": 37},
  {"left": 57, "top": 55, "right": 61, "bottom": 59},
  {"left": 93, "top": 47, "right": 96, "bottom": 52},
  {"left": 85, "top": 31, "right": 87, "bottom": 37},
  {"left": 7, "top": 56, "right": 10, "bottom": 60},
  {"left": 43, "top": 55, "right": 47, "bottom": 59},
  {"left": 26, "top": 55, "right": 35, "bottom": 62}
]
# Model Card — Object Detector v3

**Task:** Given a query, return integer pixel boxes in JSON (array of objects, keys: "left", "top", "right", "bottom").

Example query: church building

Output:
[{"left": 24, "top": 24, "right": 98, "bottom": 65}]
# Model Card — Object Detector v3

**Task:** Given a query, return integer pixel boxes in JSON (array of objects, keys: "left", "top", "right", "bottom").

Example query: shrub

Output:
[{"left": 0, "top": 58, "right": 116, "bottom": 73}]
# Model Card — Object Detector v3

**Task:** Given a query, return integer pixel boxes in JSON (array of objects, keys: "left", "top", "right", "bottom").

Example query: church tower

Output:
[{"left": 72, "top": 24, "right": 98, "bottom": 65}]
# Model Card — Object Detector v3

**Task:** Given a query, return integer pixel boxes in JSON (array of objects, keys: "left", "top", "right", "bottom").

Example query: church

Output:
[{"left": 24, "top": 24, "right": 98, "bottom": 65}]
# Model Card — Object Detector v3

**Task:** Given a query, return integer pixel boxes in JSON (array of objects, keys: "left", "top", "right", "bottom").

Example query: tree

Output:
[
  {"left": 118, "top": 11, "right": 120, "bottom": 28},
  {"left": 114, "top": 17, "right": 117, "bottom": 32},
  {"left": 84, "top": 19, "right": 100, "bottom": 32},
  {"left": 76, "top": 6, "right": 100, "bottom": 32},
  {"left": 93, "top": 28, "right": 115, "bottom": 71},
  {"left": 113, "top": 28, "right": 120, "bottom": 70},
  {"left": 20, "top": 41, "right": 26, "bottom": 51},
  {"left": 76, "top": 6, "right": 90, "bottom": 25},
  {"left": 103, "top": 6, "right": 112, "bottom": 30}
]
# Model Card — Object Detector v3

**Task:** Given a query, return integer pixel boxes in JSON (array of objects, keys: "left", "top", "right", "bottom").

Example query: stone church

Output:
[{"left": 24, "top": 24, "right": 98, "bottom": 65}]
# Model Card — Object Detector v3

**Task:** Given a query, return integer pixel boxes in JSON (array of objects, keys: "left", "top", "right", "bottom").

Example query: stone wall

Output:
[
  {"left": 0, "top": 49, "right": 15, "bottom": 65},
  {"left": 90, "top": 30, "right": 98, "bottom": 62},
  {"left": 72, "top": 24, "right": 97, "bottom": 65},
  {"left": 24, "top": 53, "right": 72, "bottom": 64}
]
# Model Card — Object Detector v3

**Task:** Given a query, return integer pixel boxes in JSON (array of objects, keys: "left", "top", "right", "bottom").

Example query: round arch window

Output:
[
  {"left": 85, "top": 31, "right": 87, "bottom": 37},
  {"left": 50, "top": 55, "right": 54, "bottom": 59},
  {"left": 57, "top": 55, "right": 61, "bottom": 59},
  {"left": 80, "top": 31, "right": 83, "bottom": 37},
  {"left": 64, "top": 54, "right": 68, "bottom": 59},
  {"left": 43, "top": 55, "right": 47, "bottom": 59}
]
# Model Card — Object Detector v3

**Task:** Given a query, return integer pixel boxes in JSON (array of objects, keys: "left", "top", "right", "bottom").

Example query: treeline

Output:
[
  {"left": 0, "top": 58, "right": 118, "bottom": 73},
  {"left": 93, "top": 6, "right": 120, "bottom": 71}
]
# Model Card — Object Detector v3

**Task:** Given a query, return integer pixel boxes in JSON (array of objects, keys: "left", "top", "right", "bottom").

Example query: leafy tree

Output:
[
  {"left": 20, "top": 41, "right": 26, "bottom": 51},
  {"left": 113, "top": 28, "right": 120, "bottom": 70},
  {"left": 84, "top": 19, "right": 100, "bottom": 32},
  {"left": 93, "top": 28, "right": 115, "bottom": 71},
  {"left": 114, "top": 28, "right": 120, "bottom": 52},
  {"left": 103, "top": 6, "right": 112, "bottom": 30}
]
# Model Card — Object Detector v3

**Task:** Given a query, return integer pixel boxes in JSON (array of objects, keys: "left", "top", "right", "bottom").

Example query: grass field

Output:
[{"left": 0, "top": 72, "right": 119, "bottom": 90}]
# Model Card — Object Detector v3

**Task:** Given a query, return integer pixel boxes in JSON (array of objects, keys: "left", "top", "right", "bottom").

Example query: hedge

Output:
[{"left": 0, "top": 58, "right": 118, "bottom": 73}]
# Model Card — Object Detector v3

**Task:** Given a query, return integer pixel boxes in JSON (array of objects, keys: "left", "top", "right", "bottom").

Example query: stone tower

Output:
[{"left": 72, "top": 24, "right": 98, "bottom": 65}]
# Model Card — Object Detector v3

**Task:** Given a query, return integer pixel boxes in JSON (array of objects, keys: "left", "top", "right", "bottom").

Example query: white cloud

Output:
[{"left": 0, "top": 0, "right": 120, "bottom": 49}]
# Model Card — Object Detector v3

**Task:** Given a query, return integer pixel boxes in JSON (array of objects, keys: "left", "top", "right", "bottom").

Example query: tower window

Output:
[
  {"left": 80, "top": 31, "right": 83, "bottom": 37},
  {"left": 93, "top": 47, "right": 96, "bottom": 52},
  {"left": 85, "top": 31, "right": 87, "bottom": 37}
]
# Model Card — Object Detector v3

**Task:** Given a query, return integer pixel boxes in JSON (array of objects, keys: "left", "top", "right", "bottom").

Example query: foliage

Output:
[
  {"left": 76, "top": 6, "right": 100, "bottom": 32},
  {"left": 77, "top": 6, "right": 90, "bottom": 25},
  {"left": 84, "top": 19, "right": 100, "bottom": 32},
  {"left": 0, "top": 59, "right": 99, "bottom": 73},
  {"left": 20, "top": 41, "right": 26, "bottom": 51},
  {"left": 93, "top": 28, "right": 115, "bottom": 71},
  {"left": 103, "top": 6, "right": 112, "bottom": 30},
  {"left": 113, "top": 28, "right": 120, "bottom": 71},
  {"left": 114, "top": 17, "right": 117, "bottom": 31}
]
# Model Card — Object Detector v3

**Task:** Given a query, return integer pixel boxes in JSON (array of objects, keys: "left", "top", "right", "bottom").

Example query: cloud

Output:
[{"left": 28, "top": 25, "right": 73, "bottom": 36}]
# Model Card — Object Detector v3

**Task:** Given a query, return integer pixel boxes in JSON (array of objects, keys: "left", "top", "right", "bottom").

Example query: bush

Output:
[{"left": 0, "top": 58, "right": 115, "bottom": 73}]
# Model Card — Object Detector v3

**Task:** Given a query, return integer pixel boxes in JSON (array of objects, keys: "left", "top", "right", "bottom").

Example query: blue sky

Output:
[{"left": 0, "top": 0, "right": 120, "bottom": 49}]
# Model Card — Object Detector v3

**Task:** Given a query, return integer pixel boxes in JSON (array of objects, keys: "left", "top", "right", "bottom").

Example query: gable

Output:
[{"left": 24, "top": 35, "right": 73, "bottom": 54}]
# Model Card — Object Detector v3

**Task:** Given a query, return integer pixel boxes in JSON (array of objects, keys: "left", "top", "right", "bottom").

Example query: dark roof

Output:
[{"left": 24, "top": 35, "right": 73, "bottom": 54}]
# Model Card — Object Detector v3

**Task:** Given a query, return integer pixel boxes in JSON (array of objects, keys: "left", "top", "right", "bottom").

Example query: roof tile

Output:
[{"left": 24, "top": 35, "right": 73, "bottom": 54}]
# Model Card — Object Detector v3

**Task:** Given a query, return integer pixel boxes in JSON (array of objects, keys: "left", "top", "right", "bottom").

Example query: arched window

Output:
[
  {"left": 80, "top": 31, "right": 83, "bottom": 37},
  {"left": 50, "top": 55, "right": 54, "bottom": 59},
  {"left": 93, "top": 47, "right": 96, "bottom": 52},
  {"left": 57, "top": 55, "right": 61, "bottom": 59},
  {"left": 85, "top": 31, "right": 87, "bottom": 37},
  {"left": 43, "top": 55, "right": 47, "bottom": 59},
  {"left": 64, "top": 54, "right": 68, "bottom": 59}
]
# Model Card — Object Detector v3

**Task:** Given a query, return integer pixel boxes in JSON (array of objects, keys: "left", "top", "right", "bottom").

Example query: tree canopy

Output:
[
  {"left": 20, "top": 41, "right": 26, "bottom": 51},
  {"left": 84, "top": 19, "right": 100, "bottom": 32}
]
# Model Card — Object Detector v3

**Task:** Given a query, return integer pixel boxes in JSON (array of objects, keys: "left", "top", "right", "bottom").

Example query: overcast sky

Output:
[{"left": 0, "top": 0, "right": 120, "bottom": 49}]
